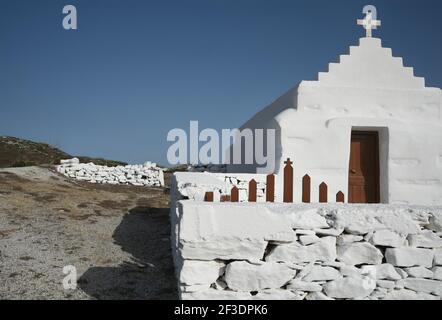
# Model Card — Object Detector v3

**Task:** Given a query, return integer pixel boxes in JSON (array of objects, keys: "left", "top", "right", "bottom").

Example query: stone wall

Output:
[
  {"left": 170, "top": 174, "right": 442, "bottom": 300},
  {"left": 56, "top": 158, "right": 164, "bottom": 187}
]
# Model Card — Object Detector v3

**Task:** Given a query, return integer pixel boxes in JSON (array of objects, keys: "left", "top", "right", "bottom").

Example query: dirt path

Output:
[{"left": 0, "top": 166, "right": 177, "bottom": 299}]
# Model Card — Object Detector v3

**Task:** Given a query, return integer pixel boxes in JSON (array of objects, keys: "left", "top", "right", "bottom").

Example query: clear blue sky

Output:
[{"left": 0, "top": 0, "right": 441, "bottom": 166}]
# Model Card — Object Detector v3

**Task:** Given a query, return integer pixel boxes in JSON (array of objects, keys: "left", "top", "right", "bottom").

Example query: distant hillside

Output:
[{"left": 0, "top": 136, "right": 127, "bottom": 168}]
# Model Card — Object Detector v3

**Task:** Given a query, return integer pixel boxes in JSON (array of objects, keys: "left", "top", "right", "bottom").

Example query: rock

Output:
[
  {"left": 404, "top": 266, "right": 434, "bottom": 279},
  {"left": 314, "top": 228, "right": 344, "bottom": 236},
  {"left": 408, "top": 231, "right": 442, "bottom": 248},
  {"left": 266, "top": 237, "right": 336, "bottom": 264},
  {"left": 179, "top": 260, "right": 225, "bottom": 285},
  {"left": 305, "top": 292, "right": 334, "bottom": 300},
  {"left": 376, "top": 280, "right": 395, "bottom": 289},
  {"left": 428, "top": 211, "right": 442, "bottom": 232},
  {"left": 337, "top": 234, "right": 363, "bottom": 245},
  {"left": 295, "top": 229, "right": 316, "bottom": 235},
  {"left": 286, "top": 279, "right": 322, "bottom": 292},
  {"left": 383, "top": 289, "right": 436, "bottom": 300},
  {"left": 303, "top": 266, "right": 341, "bottom": 282},
  {"left": 224, "top": 261, "right": 295, "bottom": 292},
  {"left": 337, "top": 242, "right": 383, "bottom": 265},
  {"left": 385, "top": 248, "right": 434, "bottom": 267},
  {"left": 340, "top": 265, "right": 362, "bottom": 278},
  {"left": 181, "top": 289, "right": 251, "bottom": 300},
  {"left": 252, "top": 289, "right": 306, "bottom": 300},
  {"left": 290, "top": 209, "right": 330, "bottom": 229},
  {"left": 299, "top": 235, "right": 320, "bottom": 245},
  {"left": 324, "top": 276, "right": 375, "bottom": 299},
  {"left": 397, "top": 278, "right": 442, "bottom": 296},
  {"left": 434, "top": 249, "right": 442, "bottom": 266},
  {"left": 371, "top": 264, "right": 402, "bottom": 280},
  {"left": 369, "top": 230, "right": 406, "bottom": 247},
  {"left": 395, "top": 267, "right": 408, "bottom": 279},
  {"left": 432, "top": 267, "right": 442, "bottom": 281}
]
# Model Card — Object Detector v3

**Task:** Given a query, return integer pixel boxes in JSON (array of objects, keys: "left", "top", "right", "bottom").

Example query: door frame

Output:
[{"left": 348, "top": 130, "right": 381, "bottom": 203}]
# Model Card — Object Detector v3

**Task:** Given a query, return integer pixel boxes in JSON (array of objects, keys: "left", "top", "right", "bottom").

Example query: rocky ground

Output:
[{"left": 0, "top": 166, "right": 177, "bottom": 299}]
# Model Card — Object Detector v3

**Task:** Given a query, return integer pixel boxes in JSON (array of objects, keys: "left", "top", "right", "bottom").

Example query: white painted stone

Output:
[
  {"left": 340, "top": 265, "right": 362, "bottom": 278},
  {"left": 286, "top": 279, "right": 322, "bottom": 292},
  {"left": 428, "top": 211, "right": 442, "bottom": 232},
  {"left": 305, "top": 292, "right": 334, "bottom": 300},
  {"left": 337, "top": 234, "right": 363, "bottom": 245},
  {"left": 432, "top": 267, "right": 442, "bottom": 281},
  {"left": 376, "top": 280, "right": 395, "bottom": 289},
  {"left": 266, "top": 237, "right": 336, "bottom": 264},
  {"left": 314, "top": 228, "right": 344, "bottom": 236},
  {"left": 179, "top": 260, "right": 225, "bottom": 285},
  {"left": 299, "top": 235, "right": 320, "bottom": 245},
  {"left": 397, "top": 278, "right": 442, "bottom": 296},
  {"left": 383, "top": 289, "right": 439, "bottom": 300},
  {"left": 252, "top": 289, "right": 306, "bottom": 300},
  {"left": 434, "top": 249, "right": 442, "bottom": 266},
  {"left": 337, "top": 242, "right": 383, "bottom": 265},
  {"left": 324, "top": 276, "right": 375, "bottom": 299},
  {"left": 303, "top": 266, "right": 341, "bottom": 282},
  {"left": 408, "top": 231, "right": 442, "bottom": 248},
  {"left": 224, "top": 261, "right": 296, "bottom": 292},
  {"left": 404, "top": 266, "right": 434, "bottom": 279},
  {"left": 385, "top": 248, "right": 434, "bottom": 268},
  {"left": 295, "top": 229, "right": 316, "bottom": 235},
  {"left": 290, "top": 209, "right": 330, "bottom": 229},
  {"left": 369, "top": 229, "right": 405, "bottom": 247},
  {"left": 372, "top": 264, "right": 402, "bottom": 280},
  {"left": 181, "top": 289, "right": 251, "bottom": 300}
]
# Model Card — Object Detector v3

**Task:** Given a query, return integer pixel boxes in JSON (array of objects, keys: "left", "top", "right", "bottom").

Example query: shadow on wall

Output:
[{"left": 78, "top": 206, "right": 178, "bottom": 300}]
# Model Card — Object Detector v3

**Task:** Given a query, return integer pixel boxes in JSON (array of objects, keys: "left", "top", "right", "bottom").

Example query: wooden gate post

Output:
[
  {"left": 302, "top": 174, "right": 311, "bottom": 203},
  {"left": 266, "top": 174, "right": 275, "bottom": 202},
  {"left": 248, "top": 179, "right": 257, "bottom": 202},
  {"left": 283, "top": 158, "right": 294, "bottom": 203},
  {"left": 319, "top": 182, "right": 328, "bottom": 203},
  {"left": 231, "top": 186, "right": 239, "bottom": 202}
]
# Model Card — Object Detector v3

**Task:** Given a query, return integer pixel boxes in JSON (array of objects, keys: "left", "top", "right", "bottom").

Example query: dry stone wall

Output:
[
  {"left": 170, "top": 173, "right": 442, "bottom": 300},
  {"left": 56, "top": 158, "right": 164, "bottom": 187}
]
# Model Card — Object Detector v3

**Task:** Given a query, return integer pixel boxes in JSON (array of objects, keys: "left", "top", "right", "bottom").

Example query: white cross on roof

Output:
[{"left": 357, "top": 11, "right": 381, "bottom": 37}]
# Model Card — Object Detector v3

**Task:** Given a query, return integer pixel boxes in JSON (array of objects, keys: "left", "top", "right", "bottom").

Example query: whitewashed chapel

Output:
[{"left": 228, "top": 10, "right": 442, "bottom": 205}]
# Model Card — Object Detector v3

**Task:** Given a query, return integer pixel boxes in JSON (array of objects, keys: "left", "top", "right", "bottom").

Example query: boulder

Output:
[
  {"left": 324, "top": 276, "right": 375, "bottom": 299},
  {"left": 286, "top": 280, "right": 322, "bottom": 292},
  {"left": 404, "top": 266, "right": 434, "bottom": 279},
  {"left": 266, "top": 237, "right": 336, "bottom": 264},
  {"left": 371, "top": 264, "right": 402, "bottom": 280},
  {"left": 179, "top": 260, "right": 225, "bottom": 285},
  {"left": 224, "top": 261, "right": 296, "bottom": 292},
  {"left": 303, "top": 266, "right": 341, "bottom": 282},
  {"left": 385, "top": 248, "right": 434, "bottom": 268},
  {"left": 369, "top": 230, "right": 406, "bottom": 247},
  {"left": 337, "top": 242, "right": 383, "bottom": 265}
]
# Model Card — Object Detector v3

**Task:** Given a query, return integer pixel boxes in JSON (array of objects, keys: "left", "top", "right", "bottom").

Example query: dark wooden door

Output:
[{"left": 348, "top": 131, "right": 380, "bottom": 203}]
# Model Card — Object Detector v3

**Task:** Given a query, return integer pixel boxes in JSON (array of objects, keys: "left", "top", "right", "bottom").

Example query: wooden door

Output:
[{"left": 348, "top": 131, "right": 380, "bottom": 203}]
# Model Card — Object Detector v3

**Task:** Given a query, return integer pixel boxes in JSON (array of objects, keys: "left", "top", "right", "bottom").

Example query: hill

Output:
[{"left": 0, "top": 136, "right": 127, "bottom": 168}]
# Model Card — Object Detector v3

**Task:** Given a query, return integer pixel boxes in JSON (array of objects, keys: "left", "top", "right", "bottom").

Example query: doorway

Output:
[{"left": 348, "top": 131, "right": 380, "bottom": 203}]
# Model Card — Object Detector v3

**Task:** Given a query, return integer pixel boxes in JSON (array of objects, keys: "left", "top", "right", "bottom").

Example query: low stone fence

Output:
[
  {"left": 56, "top": 158, "right": 164, "bottom": 187},
  {"left": 170, "top": 174, "right": 442, "bottom": 300}
]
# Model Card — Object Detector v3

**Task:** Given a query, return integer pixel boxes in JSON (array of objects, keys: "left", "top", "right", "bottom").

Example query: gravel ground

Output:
[{"left": 0, "top": 166, "right": 177, "bottom": 299}]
